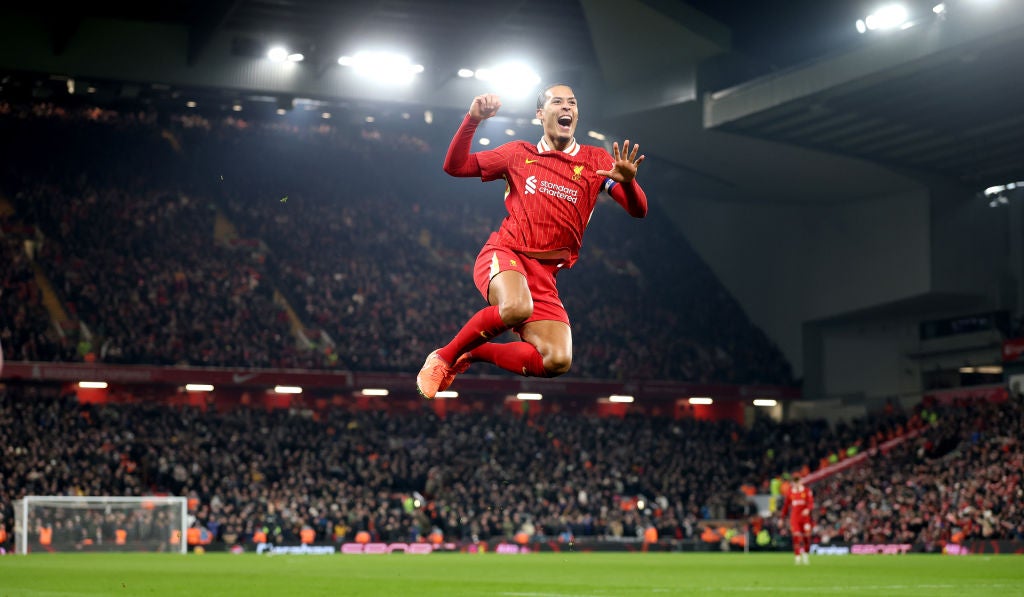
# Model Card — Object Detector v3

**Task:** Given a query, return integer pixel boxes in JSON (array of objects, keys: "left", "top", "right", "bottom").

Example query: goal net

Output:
[{"left": 14, "top": 496, "right": 188, "bottom": 555}]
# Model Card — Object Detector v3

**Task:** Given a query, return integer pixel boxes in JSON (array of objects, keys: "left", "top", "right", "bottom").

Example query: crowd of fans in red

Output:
[{"left": 0, "top": 385, "right": 1020, "bottom": 552}]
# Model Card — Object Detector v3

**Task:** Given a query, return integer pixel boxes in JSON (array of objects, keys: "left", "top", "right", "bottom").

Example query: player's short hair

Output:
[{"left": 536, "top": 83, "right": 574, "bottom": 110}]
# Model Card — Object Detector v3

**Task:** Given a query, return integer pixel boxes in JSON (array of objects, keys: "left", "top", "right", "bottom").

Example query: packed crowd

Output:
[
  {"left": 804, "top": 396, "right": 1023, "bottom": 547},
  {"left": 3, "top": 383, "right": 1019, "bottom": 550},
  {"left": 0, "top": 99, "right": 793, "bottom": 385}
]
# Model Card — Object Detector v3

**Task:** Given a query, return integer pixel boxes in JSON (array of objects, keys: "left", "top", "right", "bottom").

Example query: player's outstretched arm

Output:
[
  {"left": 443, "top": 94, "right": 502, "bottom": 177},
  {"left": 602, "top": 140, "right": 648, "bottom": 218},
  {"left": 596, "top": 139, "right": 645, "bottom": 183}
]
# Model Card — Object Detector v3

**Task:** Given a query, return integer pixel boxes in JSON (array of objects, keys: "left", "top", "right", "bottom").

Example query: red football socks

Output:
[
  {"left": 467, "top": 341, "right": 547, "bottom": 377},
  {"left": 436, "top": 305, "right": 508, "bottom": 364}
]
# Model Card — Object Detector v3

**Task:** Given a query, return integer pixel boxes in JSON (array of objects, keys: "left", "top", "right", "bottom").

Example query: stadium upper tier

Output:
[{"left": 0, "top": 99, "right": 792, "bottom": 385}]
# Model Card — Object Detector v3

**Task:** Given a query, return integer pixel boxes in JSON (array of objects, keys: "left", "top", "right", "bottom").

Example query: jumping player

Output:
[
  {"left": 416, "top": 84, "right": 648, "bottom": 398},
  {"left": 780, "top": 475, "right": 814, "bottom": 565}
]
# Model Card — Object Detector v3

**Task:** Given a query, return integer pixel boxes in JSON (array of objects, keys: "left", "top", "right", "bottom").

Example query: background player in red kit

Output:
[
  {"left": 416, "top": 84, "right": 648, "bottom": 398},
  {"left": 780, "top": 475, "right": 814, "bottom": 565}
]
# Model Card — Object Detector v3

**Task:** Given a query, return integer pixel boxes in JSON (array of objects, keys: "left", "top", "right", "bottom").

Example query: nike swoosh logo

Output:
[
  {"left": 232, "top": 373, "right": 259, "bottom": 383},
  {"left": 525, "top": 159, "right": 537, "bottom": 164}
]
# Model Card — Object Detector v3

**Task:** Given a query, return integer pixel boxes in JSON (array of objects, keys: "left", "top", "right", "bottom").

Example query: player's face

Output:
[{"left": 537, "top": 85, "right": 578, "bottom": 145}]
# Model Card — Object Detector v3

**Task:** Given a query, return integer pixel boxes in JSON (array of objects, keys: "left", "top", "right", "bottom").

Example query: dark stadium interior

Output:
[{"left": 1, "top": 0, "right": 1024, "bottom": 565}]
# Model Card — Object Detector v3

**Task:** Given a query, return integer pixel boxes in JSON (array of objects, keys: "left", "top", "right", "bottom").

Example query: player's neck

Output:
[{"left": 543, "top": 134, "right": 575, "bottom": 153}]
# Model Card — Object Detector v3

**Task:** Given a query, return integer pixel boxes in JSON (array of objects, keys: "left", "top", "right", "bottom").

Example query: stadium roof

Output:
[{"left": 2, "top": 1, "right": 1022, "bottom": 200}]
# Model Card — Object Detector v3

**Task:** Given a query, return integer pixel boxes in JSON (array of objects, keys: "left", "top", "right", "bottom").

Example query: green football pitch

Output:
[{"left": 1, "top": 552, "right": 1022, "bottom": 596}]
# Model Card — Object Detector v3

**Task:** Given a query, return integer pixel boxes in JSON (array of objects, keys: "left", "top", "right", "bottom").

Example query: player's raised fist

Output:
[{"left": 470, "top": 94, "right": 501, "bottom": 121}]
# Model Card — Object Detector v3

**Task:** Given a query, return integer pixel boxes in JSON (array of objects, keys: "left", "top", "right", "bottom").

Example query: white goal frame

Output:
[{"left": 15, "top": 496, "right": 188, "bottom": 555}]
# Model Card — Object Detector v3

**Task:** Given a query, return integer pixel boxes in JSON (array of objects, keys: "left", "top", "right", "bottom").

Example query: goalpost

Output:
[{"left": 14, "top": 496, "right": 188, "bottom": 555}]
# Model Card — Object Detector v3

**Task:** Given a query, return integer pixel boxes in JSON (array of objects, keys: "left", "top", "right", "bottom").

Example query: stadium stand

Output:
[
  {"left": 1, "top": 386, "right": 1021, "bottom": 551},
  {"left": 0, "top": 100, "right": 793, "bottom": 385}
]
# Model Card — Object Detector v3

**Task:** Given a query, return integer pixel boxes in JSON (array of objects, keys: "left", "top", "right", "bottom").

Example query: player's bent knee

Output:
[
  {"left": 499, "top": 298, "right": 533, "bottom": 326},
  {"left": 544, "top": 353, "right": 572, "bottom": 377}
]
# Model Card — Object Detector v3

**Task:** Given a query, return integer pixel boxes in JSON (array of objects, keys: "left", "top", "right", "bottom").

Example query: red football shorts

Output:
[
  {"left": 473, "top": 242, "right": 570, "bottom": 329},
  {"left": 790, "top": 518, "right": 811, "bottom": 535}
]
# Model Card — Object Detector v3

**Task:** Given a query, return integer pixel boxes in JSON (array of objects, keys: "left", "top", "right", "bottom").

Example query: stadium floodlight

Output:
[
  {"left": 688, "top": 397, "right": 713, "bottom": 405},
  {"left": 858, "top": 4, "right": 910, "bottom": 33},
  {"left": 267, "top": 46, "right": 289, "bottom": 62},
  {"left": 479, "top": 138, "right": 491, "bottom": 146},
  {"left": 321, "top": 112, "right": 331, "bottom": 119},
  {"left": 977, "top": 365, "right": 1003, "bottom": 374},
  {"left": 231, "top": 104, "right": 242, "bottom": 112},
  {"left": 276, "top": 108, "right": 286, "bottom": 115},
  {"left": 361, "top": 388, "right": 389, "bottom": 396},
  {"left": 473, "top": 62, "right": 541, "bottom": 97},
  {"left": 287, "top": 52, "right": 304, "bottom": 63},
  {"left": 457, "top": 68, "right": 475, "bottom": 78},
  {"left": 78, "top": 381, "right": 108, "bottom": 389},
  {"left": 338, "top": 51, "right": 424, "bottom": 84},
  {"left": 609, "top": 395, "right": 635, "bottom": 403},
  {"left": 531, "top": 118, "right": 541, "bottom": 126},
  {"left": 753, "top": 399, "right": 778, "bottom": 407},
  {"left": 273, "top": 385, "right": 302, "bottom": 394},
  {"left": 185, "top": 384, "right": 214, "bottom": 392},
  {"left": 505, "top": 128, "right": 516, "bottom": 136},
  {"left": 516, "top": 392, "right": 543, "bottom": 401},
  {"left": 435, "top": 390, "right": 459, "bottom": 399},
  {"left": 933, "top": 3, "right": 946, "bottom": 14},
  {"left": 587, "top": 130, "right": 607, "bottom": 141},
  {"left": 185, "top": 100, "right": 197, "bottom": 108},
  {"left": 959, "top": 366, "right": 975, "bottom": 373}
]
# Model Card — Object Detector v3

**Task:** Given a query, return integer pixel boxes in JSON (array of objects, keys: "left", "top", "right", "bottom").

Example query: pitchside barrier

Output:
[{"left": 171, "top": 539, "right": 1024, "bottom": 555}]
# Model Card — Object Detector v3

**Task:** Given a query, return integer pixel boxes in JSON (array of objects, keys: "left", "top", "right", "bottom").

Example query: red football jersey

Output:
[
  {"left": 782, "top": 484, "right": 814, "bottom": 521},
  {"left": 475, "top": 136, "right": 617, "bottom": 268}
]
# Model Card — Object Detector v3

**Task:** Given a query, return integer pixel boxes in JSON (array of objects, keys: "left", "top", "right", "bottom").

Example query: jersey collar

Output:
[{"left": 537, "top": 136, "right": 580, "bottom": 157}]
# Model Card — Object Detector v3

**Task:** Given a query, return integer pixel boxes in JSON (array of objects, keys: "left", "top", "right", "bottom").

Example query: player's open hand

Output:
[
  {"left": 596, "top": 139, "right": 645, "bottom": 183},
  {"left": 470, "top": 94, "right": 501, "bottom": 121}
]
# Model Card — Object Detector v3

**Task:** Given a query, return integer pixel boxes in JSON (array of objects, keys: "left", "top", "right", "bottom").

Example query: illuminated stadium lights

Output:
[
  {"left": 86, "top": 86, "right": 96, "bottom": 94},
  {"left": 186, "top": 101, "right": 197, "bottom": 108},
  {"left": 856, "top": 4, "right": 909, "bottom": 33},
  {"left": 360, "top": 388, "right": 389, "bottom": 396},
  {"left": 959, "top": 366, "right": 975, "bottom": 373},
  {"left": 321, "top": 112, "right": 331, "bottom": 119},
  {"left": 516, "top": 392, "right": 543, "bottom": 401},
  {"left": 338, "top": 51, "right": 424, "bottom": 84},
  {"left": 933, "top": 3, "right": 946, "bottom": 14},
  {"left": 78, "top": 381, "right": 108, "bottom": 389},
  {"left": 273, "top": 385, "right": 302, "bottom": 394},
  {"left": 457, "top": 68, "right": 475, "bottom": 78},
  {"left": 977, "top": 366, "right": 1003, "bottom": 374},
  {"left": 505, "top": 128, "right": 516, "bottom": 136},
  {"left": 185, "top": 384, "right": 214, "bottom": 392},
  {"left": 424, "top": 110, "right": 433, "bottom": 124},
  {"left": 267, "top": 46, "right": 289, "bottom": 62},
  {"left": 984, "top": 180, "right": 1022, "bottom": 207},
  {"left": 688, "top": 397, "right": 713, "bottom": 405},
  {"left": 531, "top": 118, "right": 542, "bottom": 126},
  {"left": 435, "top": 390, "right": 459, "bottom": 399},
  {"left": 479, "top": 138, "right": 491, "bottom": 146},
  {"left": 587, "top": 130, "right": 606, "bottom": 141},
  {"left": 753, "top": 399, "right": 778, "bottom": 407},
  {"left": 365, "top": 116, "right": 375, "bottom": 123},
  {"left": 276, "top": 108, "right": 286, "bottom": 115},
  {"left": 231, "top": 104, "right": 242, "bottom": 112},
  {"left": 473, "top": 63, "right": 541, "bottom": 97},
  {"left": 287, "top": 53, "right": 304, "bottom": 63},
  {"left": 609, "top": 395, "right": 635, "bottom": 403}
]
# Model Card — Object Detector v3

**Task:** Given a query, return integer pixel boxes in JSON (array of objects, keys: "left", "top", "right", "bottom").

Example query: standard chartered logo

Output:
[{"left": 523, "top": 176, "right": 578, "bottom": 204}]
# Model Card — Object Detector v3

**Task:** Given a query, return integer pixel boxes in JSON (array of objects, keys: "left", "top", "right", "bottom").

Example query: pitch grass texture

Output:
[{"left": 1, "top": 552, "right": 1022, "bottom": 596}]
